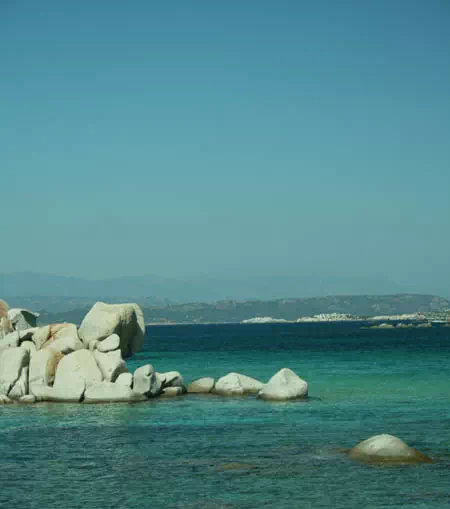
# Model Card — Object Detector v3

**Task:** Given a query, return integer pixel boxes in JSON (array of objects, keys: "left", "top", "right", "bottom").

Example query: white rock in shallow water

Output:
[
  {"left": 0, "top": 394, "right": 12, "bottom": 404},
  {"left": 78, "top": 302, "right": 145, "bottom": 358},
  {"left": 94, "top": 349, "right": 127, "bottom": 382},
  {"left": 214, "top": 373, "right": 263, "bottom": 396},
  {"left": 96, "top": 333, "right": 120, "bottom": 353},
  {"left": 33, "top": 381, "right": 85, "bottom": 403},
  {"left": 214, "top": 373, "right": 244, "bottom": 396},
  {"left": 257, "top": 368, "right": 308, "bottom": 401},
  {"left": 19, "top": 394, "right": 37, "bottom": 404},
  {"left": 115, "top": 372, "right": 133, "bottom": 388},
  {"left": 161, "top": 386, "right": 186, "bottom": 397},
  {"left": 8, "top": 366, "right": 29, "bottom": 400},
  {"left": 349, "top": 434, "right": 433, "bottom": 464},
  {"left": 83, "top": 382, "right": 146, "bottom": 403},
  {"left": 0, "top": 347, "right": 30, "bottom": 396},
  {"left": 187, "top": 377, "right": 215, "bottom": 393},
  {"left": 160, "top": 371, "right": 184, "bottom": 389},
  {"left": 134, "top": 364, "right": 164, "bottom": 397}
]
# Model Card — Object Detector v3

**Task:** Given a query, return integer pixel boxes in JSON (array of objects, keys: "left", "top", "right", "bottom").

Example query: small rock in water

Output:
[
  {"left": 348, "top": 434, "right": 433, "bottom": 464},
  {"left": 187, "top": 377, "right": 215, "bottom": 393},
  {"left": 257, "top": 368, "right": 308, "bottom": 401}
]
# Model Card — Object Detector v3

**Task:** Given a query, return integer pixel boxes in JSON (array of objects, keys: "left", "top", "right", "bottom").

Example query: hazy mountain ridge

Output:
[
  {"left": 2, "top": 270, "right": 443, "bottom": 308},
  {"left": 36, "top": 293, "right": 450, "bottom": 325}
]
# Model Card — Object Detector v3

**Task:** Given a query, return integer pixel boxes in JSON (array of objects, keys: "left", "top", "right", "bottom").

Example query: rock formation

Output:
[{"left": 348, "top": 434, "right": 433, "bottom": 464}]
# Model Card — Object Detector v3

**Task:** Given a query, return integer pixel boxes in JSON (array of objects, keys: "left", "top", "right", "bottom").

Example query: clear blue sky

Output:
[{"left": 1, "top": 1, "right": 449, "bottom": 293}]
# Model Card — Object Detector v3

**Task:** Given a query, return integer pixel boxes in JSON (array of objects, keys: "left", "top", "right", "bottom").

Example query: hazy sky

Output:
[{"left": 1, "top": 1, "right": 449, "bottom": 292}]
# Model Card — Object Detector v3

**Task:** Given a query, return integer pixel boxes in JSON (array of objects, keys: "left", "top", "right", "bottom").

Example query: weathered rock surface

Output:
[
  {"left": 96, "top": 333, "right": 120, "bottom": 353},
  {"left": 115, "top": 372, "right": 133, "bottom": 388},
  {"left": 161, "top": 386, "right": 185, "bottom": 397},
  {"left": 53, "top": 350, "right": 103, "bottom": 393},
  {"left": 349, "top": 434, "right": 433, "bottom": 464},
  {"left": 0, "top": 347, "right": 30, "bottom": 396},
  {"left": 0, "top": 331, "right": 20, "bottom": 352},
  {"left": 214, "top": 373, "right": 244, "bottom": 396},
  {"left": 257, "top": 368, "right": 308, "bottom": 401},
  {"left": 9, "top": 366, "right": 29, "bottom": 399},
  {"left": 41, "top": 323, "right": 84, "bottom": 354},
  {"left": 19, "top": 394, "right": 37, "bottom": 404},
  {"left": 84, "top": 382, "right": 146, "bottom": 403},
  {"left": 134, "top": 364, "right": 164, "bottom": 397},
  {"left": 187, "top": 377, "right": 215, "bottom": 393},
  {"left": 94, "top": 349, "right": 127, "bottom": 382},
  {"left": 29, "top": 349, "right": 62, "bottom": 390},
  {"left": 0, "top": 394, "right": 12, "bottom": 404},
  {"left": 78, "top": 302, "right": 145, "bottom": 357},
  {"left": 160, "top": 371, "right": 184, "bottom": 389},
  {"left": 214, "top": 373, "right": 263, "bottom": 396},
  {"left": 8, "top": 308, "right": 39, "bottom": 331}
]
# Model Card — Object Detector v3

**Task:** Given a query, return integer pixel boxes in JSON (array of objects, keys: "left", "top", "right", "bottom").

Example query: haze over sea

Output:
[{"left": 1, "top": 323, "right": 449, "bottom": 509}]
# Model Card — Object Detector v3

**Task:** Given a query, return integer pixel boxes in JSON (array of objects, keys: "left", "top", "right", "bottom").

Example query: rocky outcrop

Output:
[
  {"left": 348, "top": 434, "right": 433, "bottom": 464},
  {"left": 214, "top": 373, "right": 264, "bottom": 396},
  {"left": 160, "top": 371, "right": 185, "bottom": 390},
  {"left": 187, "top": 377, "right": 215, "bottom": 393},
  {"left": 84, "top": 382, "right": 146, "bottom": 403},
  {"left": 53, "top": 350, "right": 103, "bottom": 391},
  {"left": 78, "top": 302, "right": 145, "bottom": 358},
  {"left": 0, "top": 347, "right": 30, "bottom": 396},
  {"left": 257, "top": 368, "right": 308, "bottom": 401},
  {"left": 94, "top": 349, "right": 127, "bottom": 382},
  {"left": 134, "top": 364, "right": 164, "bottom": 397}
]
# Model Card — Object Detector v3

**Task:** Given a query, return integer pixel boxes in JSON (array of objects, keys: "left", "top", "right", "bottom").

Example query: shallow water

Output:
[{"left": 1, "top": 323, "right": 450, "bottom": 508}]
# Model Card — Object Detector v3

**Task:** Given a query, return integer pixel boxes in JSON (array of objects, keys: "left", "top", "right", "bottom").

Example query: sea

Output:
[{"left": 1, "top": 322, "right": 449, "bottom": 509}]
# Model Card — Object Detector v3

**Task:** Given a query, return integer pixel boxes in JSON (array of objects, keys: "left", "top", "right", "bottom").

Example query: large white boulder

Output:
[
  {"left": 94, "top": 349, "right": 127, "bottom": 382},
  {"left": 115, "top": 372, "right": 133, "bottom": 388},
  {"left": 187, "top": 377, "right": 215, "bottom": 394},
  {"left": 96, "top": 333, "right": 120, "bottom": 353},
  {"left": 257, "top": 368, "right": 308, "bottom": 401},
  {"left": 53, "top": 350, "right": 103, "bottom": 393},
  {"left": 0, "top": 347, "right": 30, "bottom": 396},
  {"left": 32, "top": 381, "right": 85, "bottom": 403},
  {"left": 349, "top": 434, "right": 433, "bottom": 464},
  {"left": 133, "top": 364, "right": 164, "bottom": 397},
  {"left": 9, "top": 366, "right": 29, "bottom": 400},
  {"left": 78, "top": 302, "right": 145, "bottom": 357},
  {"left": 8, "top": 308, "right": 39, "bottom": 331},
  {"left": 160, "top": 371, "right": 185, "bottom": 389},
  {"left": 0, "top": 331, "right": 20, "bottom": 352},
  {"left": 29, "top": 349, "right": 63, "bottom": 390},
  {"left": 40, "top": 323, "right": 84, "bottom": 354},
  {"left": 83, "top": 382, "right": 146, "bottom": 403},
  {"left": 214, "top": 373, "right": 263, "bottom": 396}
]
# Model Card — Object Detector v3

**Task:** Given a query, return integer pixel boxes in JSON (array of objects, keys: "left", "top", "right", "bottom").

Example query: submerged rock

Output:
[
  {"left": 187, "top": 377, "right": 215, "bottom": 393},
  {"left": 257, "top": 368, "right": 308, "bottom": 401},
  {"left": 348, "top": 434, "right": 433, "bottom": 464}
]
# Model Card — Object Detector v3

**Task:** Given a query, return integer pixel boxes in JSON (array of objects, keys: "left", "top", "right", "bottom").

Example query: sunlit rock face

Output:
[{"left": 78, "top": 302, "right": 145, "bottom": 358}]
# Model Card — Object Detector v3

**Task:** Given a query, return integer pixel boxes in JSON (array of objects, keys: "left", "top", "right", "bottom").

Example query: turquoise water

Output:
[{"left": 1, "top": 323, "right": 450, "bottom": 508}]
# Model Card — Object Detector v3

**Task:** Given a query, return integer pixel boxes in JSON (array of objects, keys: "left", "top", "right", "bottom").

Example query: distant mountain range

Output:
[
  {"left": 35, "top": 293, "right": 450, "bottom": 325},
  {"left": 2, "top": 270, "right": 444, "bottom": 312}
]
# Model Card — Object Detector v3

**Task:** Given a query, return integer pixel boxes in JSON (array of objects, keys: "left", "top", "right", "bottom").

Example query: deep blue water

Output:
[{"left": 1, "top": 323, "right": 450, "bottom": 508}]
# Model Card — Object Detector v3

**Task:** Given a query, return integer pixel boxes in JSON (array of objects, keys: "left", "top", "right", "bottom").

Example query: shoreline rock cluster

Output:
[
  {"left": 0, "top": 300, "right": 309, "bottom": 404},
  {"left": 0, "top": 299, "right": 434, "bottom": 465}
]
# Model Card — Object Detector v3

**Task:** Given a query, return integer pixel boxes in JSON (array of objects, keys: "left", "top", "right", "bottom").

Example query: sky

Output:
[{"left": 1, "top": 1, "right": 450, "bottom": 295}]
